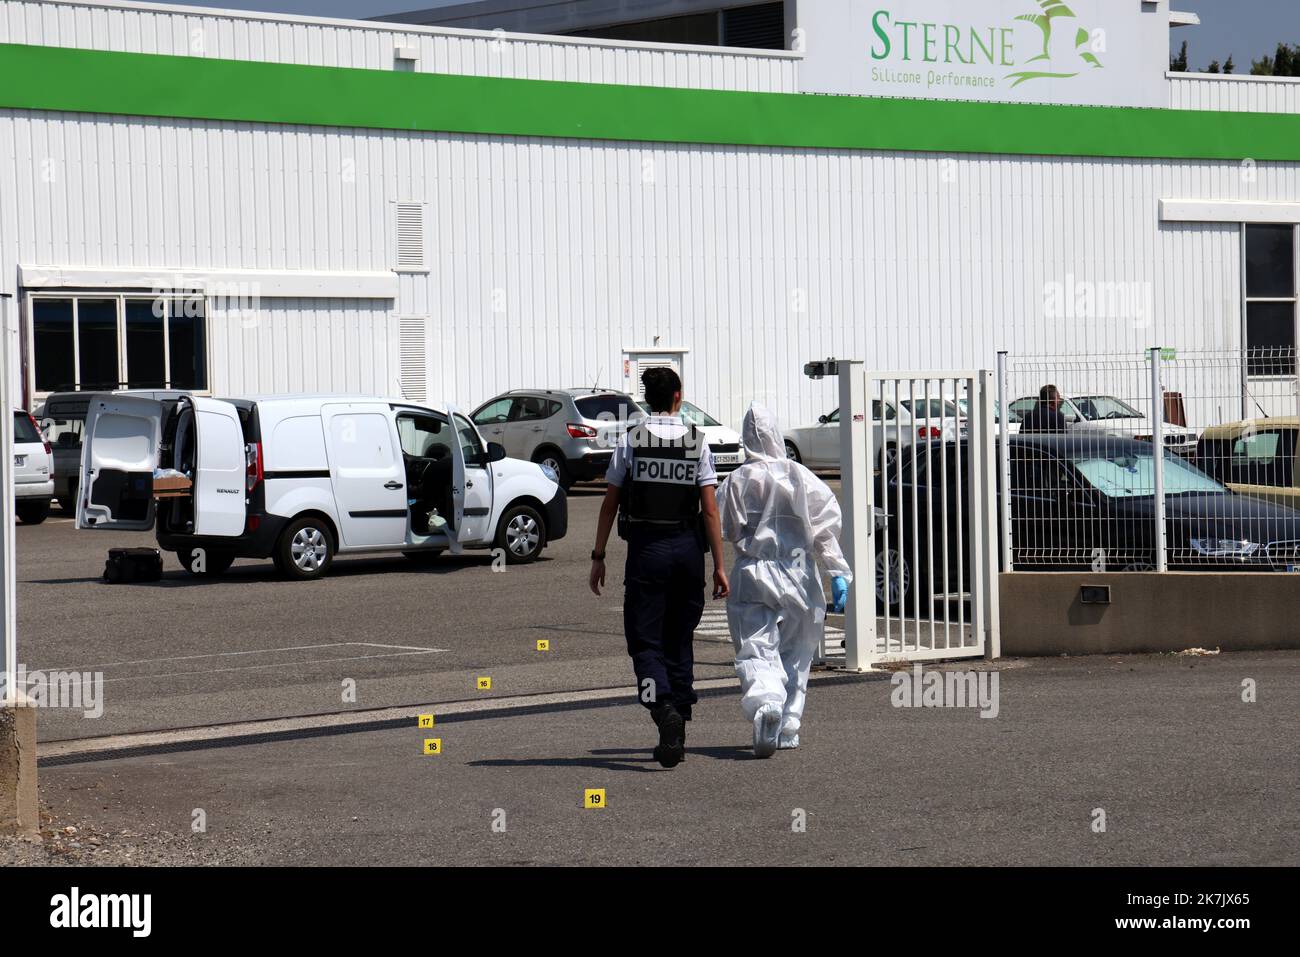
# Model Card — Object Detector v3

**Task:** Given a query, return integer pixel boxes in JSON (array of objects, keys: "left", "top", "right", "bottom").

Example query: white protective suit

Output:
[{"left": 720, "top": 403, "right": 852, "bottom": 739}]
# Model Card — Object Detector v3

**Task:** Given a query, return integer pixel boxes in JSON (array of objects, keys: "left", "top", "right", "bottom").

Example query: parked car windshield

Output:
[
  {"left": 1073, "top": 451, "right": 1226, "bottom": 498},
  {"left": 677, "top": 401, "right": 721, "bottom": 427},
  {"left": 575, "top": 395, "right": 639, "bottom": 421},
  {"left": 13, "top": 412, "right": 41, "bottom": 444},
  {"left": 898, "top": 398, "right": 961, "bottom": 420},
  {"left": 1073, "top": 396, "right": 1142, "bottom": 421}
]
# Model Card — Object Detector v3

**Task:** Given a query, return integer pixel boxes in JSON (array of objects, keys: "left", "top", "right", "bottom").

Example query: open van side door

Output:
[
  {"left": 446, "top": 405, "right": 494, "bottom": 546},
  {"left": 77, "top": 395, "right": 165, "bottom": 530},
  {"left": 190, "top": 397, "right": 247, "bottom": 537}
]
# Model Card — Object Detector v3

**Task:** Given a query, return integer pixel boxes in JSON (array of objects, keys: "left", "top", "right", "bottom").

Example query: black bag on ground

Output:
[{"left": 103, "top": 547, "right": 163, "bottom": 584}]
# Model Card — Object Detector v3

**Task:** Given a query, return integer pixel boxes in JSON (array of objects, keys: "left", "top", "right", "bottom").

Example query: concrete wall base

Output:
[
  {"left": 1000, "top": 572, "right": 1300, "bottom": 657},
  {"left": 0, "top": 694, "right": 38, "bottom": 838}
]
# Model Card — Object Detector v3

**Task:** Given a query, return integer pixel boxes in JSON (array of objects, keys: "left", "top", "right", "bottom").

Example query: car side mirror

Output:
[
  {"left": 818, "top": 415, "right": 830, "bottom": 424},
  {"left": 487, "top": 442, "right": 507, "bottom": 463}
]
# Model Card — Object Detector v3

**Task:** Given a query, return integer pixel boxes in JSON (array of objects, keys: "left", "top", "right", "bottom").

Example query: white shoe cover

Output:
[{"left": 753, "top": 705, "right": 781, "bottom": 758}]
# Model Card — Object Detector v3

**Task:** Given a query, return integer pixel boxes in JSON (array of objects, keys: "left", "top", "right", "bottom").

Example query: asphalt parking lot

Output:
[
  {"left": 23, "top": 652, "right": 1300, "bottom": 866},
  {"left": 10, "top": 486, "right": 1300, "bottom": 867},
  {"left": 15, "top": 487, "right": 751, "bottom": 741}
]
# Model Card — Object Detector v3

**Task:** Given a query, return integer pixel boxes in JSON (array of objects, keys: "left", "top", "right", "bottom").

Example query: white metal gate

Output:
[{"left": 833, "top": 363, "right": 1001, "bottom": 670}]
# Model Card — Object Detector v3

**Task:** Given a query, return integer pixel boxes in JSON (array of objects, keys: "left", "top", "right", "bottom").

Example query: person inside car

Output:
[{"left": 1019, "top": 384, "right": 1068, "bottom": 434}]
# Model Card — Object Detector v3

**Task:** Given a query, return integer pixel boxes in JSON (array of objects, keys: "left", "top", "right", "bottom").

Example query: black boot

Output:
[{"left": 650, "top": 703, "right": 685, "bottom": 769}]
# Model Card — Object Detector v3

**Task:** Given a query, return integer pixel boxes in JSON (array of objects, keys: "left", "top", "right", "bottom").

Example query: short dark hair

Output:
[
  {"left": 642, "top": 367, "right": 682, "bottom": 413},
  {"left": 1040, "top": 384, "right": 1060, "bottom": 402}
]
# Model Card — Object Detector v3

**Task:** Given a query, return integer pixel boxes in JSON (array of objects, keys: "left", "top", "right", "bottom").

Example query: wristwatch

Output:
[{"left": 591, "top": 550, "right": 606, "bottom": 561}]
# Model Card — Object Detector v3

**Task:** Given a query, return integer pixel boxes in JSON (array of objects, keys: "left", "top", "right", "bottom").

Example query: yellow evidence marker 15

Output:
[
  {"left": 423, "top": 738, "right": 442, "bottom": 755},
  {"left": 583, "top": 789, "right": 606, "bottom": 809},
  {"left": 477, "top": 677, "right": 492, "bottom": 691},
  {"left": 536, "top": 639, "right": 550, "bottom": 651},
  {"left": 417, "top": 714, "right": 435, "bottom": 729}
]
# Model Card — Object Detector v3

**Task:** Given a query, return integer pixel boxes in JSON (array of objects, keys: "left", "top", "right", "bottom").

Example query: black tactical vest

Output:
[{"left": 620, "top": 423, "right": 702, "bottom": 531}]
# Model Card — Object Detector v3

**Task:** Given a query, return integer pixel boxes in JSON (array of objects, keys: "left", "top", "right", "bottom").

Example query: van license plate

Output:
[{"left": 714, "top": 454, "right": 739, "bottom": 465}]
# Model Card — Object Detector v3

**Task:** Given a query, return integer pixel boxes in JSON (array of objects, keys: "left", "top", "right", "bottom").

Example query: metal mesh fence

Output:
[{"left": 1000, "top": 348, "right": 1300, "bottom": 573}]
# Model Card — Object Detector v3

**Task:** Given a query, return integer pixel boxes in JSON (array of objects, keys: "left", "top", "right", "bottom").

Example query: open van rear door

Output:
[
  {"left": 77, "top": 395, "right": 164, "bottom": 530},
  {"left": 446, "top": 405, "right": 494, "bottom": 546},
  {"left": 190, "top": 397, "right": 247, "bottom": 537}
]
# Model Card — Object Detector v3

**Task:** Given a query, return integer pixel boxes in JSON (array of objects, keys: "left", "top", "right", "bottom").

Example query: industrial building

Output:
[{"left": 0, "top": 0, "right": 1297, "bottom": 430}]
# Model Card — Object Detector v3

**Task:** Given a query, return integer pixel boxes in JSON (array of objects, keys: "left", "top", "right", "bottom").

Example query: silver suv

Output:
[{"left": 471, "top": 388, "right": 643, "bottom": 490}]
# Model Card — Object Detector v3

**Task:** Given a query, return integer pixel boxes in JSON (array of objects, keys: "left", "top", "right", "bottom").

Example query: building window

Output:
[
  {"left": 1245, "top": 224, "right": 1298, "bottom": 378},
  {"left": 29, "top": 294, "right": 208, "bottom": 396}
]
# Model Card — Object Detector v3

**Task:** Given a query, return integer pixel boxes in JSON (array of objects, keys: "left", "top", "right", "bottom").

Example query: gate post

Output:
[
  {"left": 1149, "top": 347, "right": 1168, "bottom": 572},
  {"left": 837, "top": 360, "right": 875, "bottom": 672},
  {"left": 996, "top": 352, "right": 1012, "bottom": 574},
  {"left": 977, "top": 371, "right": 1002, "bottom": 660}
]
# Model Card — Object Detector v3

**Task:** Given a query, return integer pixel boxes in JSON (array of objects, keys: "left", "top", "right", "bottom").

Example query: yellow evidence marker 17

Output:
[
  {"left": 583, "top": 789, "right": 606, "bottom": 809},
  {"left": 477, "top": 677, "right": 492, "bottom": 691},
  {"left": 417, "top": 714, "right": 435, "bottom": 729},
  {"left": 423, "top": 738, "right": 442, "bottom": 755}
]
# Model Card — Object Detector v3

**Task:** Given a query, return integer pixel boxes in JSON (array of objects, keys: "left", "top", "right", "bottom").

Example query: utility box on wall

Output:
[{"left": 623, "top": 349, "right": 687, "bottom": 401}]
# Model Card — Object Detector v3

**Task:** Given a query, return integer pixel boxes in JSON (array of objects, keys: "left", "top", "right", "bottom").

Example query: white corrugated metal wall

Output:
[
  {"left": 1, "top": 1, "right": 1298, "bottom": 431},
  {"left": 1168, "top": 74, "right": 1300, "bottom": 113},
  {"left": 0, "top": 0, "right": 799, "bottom": 92}
]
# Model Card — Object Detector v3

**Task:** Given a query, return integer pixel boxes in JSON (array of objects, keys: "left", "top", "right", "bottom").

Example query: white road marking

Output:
[
  {"left": 96, "top": 649, "right": 448, "bottom": 684},
  {"left": 45, "top": 641, "right": 445, "bottom": 671},
  {"left": 36, "top": 642, "right": 447, "bottom": 685}
]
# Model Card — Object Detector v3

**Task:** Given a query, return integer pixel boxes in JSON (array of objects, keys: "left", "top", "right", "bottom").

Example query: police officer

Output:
[{"left": 589, "top": 368, "right": 729, "bottom": 769}]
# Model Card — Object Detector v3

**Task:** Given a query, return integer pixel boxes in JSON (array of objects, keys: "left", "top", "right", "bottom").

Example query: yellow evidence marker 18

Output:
[
  {"left": 423, "top": 738, "right": 442, "bottom": 755},
  {"left": 583, "top": 789, "right": 606, "bottom": 809},
  {"left": 417, "top": 714, "right": 435, "bottom": 729},
  {"left": 536, "top": 639, "right": 550, "bottom": 652},
  {"left": 477, "top": 677, "right": 492, "bottom": 691}
]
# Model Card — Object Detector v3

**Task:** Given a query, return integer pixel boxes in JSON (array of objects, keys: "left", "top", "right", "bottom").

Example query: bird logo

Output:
[{"left": 1007, "top": 0, "right": 1105, "bottom": 87}]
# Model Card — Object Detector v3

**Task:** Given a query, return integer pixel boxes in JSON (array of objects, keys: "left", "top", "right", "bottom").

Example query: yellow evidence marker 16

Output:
[{"left": 477, "top": 677, "right": 492, "bottom": 690}]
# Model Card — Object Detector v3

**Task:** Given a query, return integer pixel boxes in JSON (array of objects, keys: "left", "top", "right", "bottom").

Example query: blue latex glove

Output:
[{"left": 830, "top": 576, "right": 849, "bottom": 614}]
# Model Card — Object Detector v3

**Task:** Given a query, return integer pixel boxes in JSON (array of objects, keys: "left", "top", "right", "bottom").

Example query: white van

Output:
[{"left": 76, "top": 394, "right": 566, "bottom": 579}]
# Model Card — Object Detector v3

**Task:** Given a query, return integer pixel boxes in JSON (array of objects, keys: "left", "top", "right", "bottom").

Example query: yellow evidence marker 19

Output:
[
  {"left": 417, "top": 714, "right": 435, "bottom": 729},
  {"left": 477, "top": 677, "right": 492, "bottom": 691},
  {"left": 423, "top": 738, "right": 442, "bottom": 755},
  {"left": 536, "top": 639, "right": 550, "bottom": 652},
  {"left": 583, "top": 789, "right": 606, "bottom": 809}
]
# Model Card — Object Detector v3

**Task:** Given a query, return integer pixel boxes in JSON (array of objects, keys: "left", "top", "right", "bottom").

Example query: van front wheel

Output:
[
  {"left": 274, "top": 517, "right": 335, "bottom": 580},
  {"left": 496, "top": 504, "right": 546, "bottom": 564}
]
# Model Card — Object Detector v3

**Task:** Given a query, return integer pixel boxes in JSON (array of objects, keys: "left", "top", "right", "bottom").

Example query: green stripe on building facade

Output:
[{"left": 1, "top": 42, "right": 1299, "bottom": 162}]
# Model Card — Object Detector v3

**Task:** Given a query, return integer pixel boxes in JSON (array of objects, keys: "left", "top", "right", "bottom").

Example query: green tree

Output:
[
  {"left": 1251, "top": 42, "right": 1300, "bottom": 77},
  {"left": 1206, "top": 59, "right": 1221, "bottom": 73},
  {"left": 1224, "top": 54, "right": 1235, "bottom": 75},
  {"left": 1170, "top": 39, "right": 1189, "bottom": 72}
]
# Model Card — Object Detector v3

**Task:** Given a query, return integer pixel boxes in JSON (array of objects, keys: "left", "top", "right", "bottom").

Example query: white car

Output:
[
  {"left": 635, "top": 400, "right": 746, "bottom": 473},
  {"left": 1008, "top": 394, "right": 1196, "bottom": 454},
  {"left": 784, "top": 398, "right": 963, "bottom": 471},
  {"left": 76, "top": 393, "right": 566, "bottom": 579},
  {"left": 14, "top": 410, "right": 54, "bottom": 524}
]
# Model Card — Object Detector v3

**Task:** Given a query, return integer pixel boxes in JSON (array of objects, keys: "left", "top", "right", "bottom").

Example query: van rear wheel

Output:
[
  {"left": 16, "top": 501, "right": 49, "bottom": 525},
  {"left": 274, "top": 517, "right": 335, "bottom": 580},
  {"left": 496, "top": 504, "right": 546, "bottom": 564}
]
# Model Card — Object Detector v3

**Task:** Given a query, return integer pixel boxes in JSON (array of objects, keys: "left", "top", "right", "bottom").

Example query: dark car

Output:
[{"left": 874, "top": 434, "right": 1300, "bottom": 611}]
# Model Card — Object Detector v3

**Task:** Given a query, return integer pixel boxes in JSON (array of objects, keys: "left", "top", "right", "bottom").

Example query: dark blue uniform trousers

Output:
[{"left": 623, "top": 527, "right": 706, "bottom": 718}]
